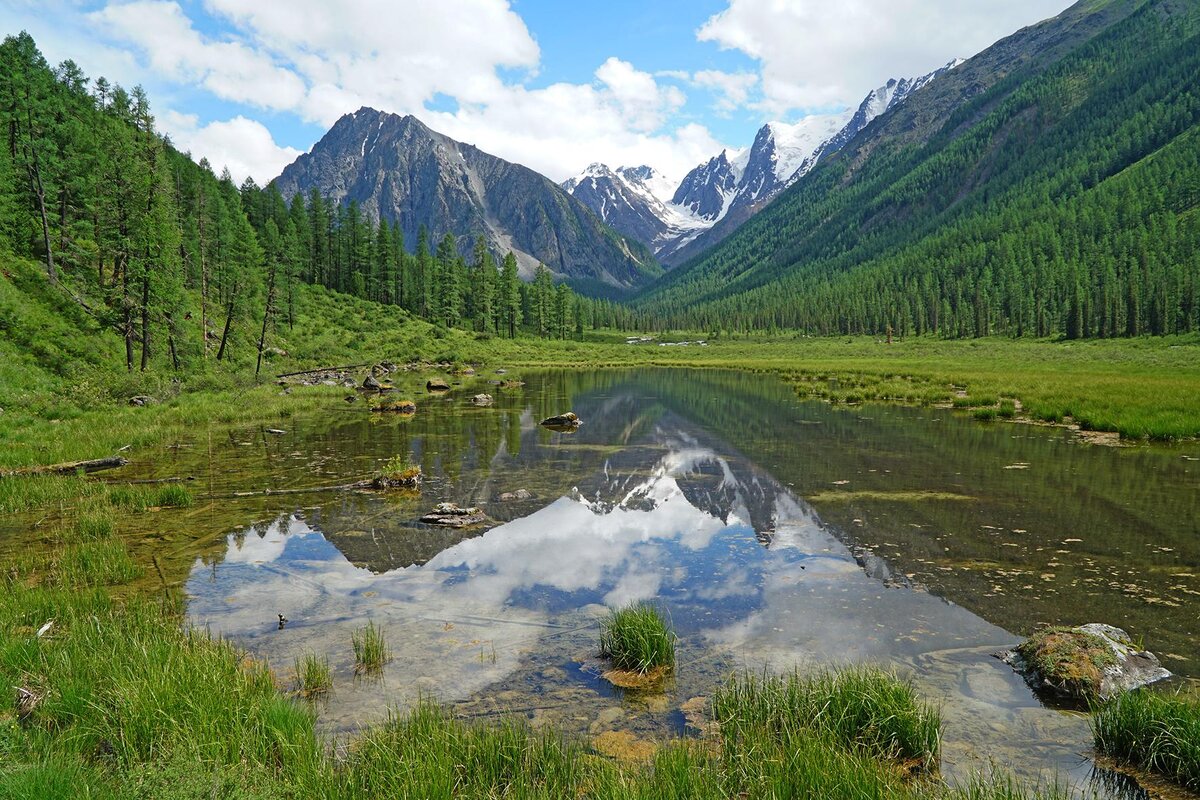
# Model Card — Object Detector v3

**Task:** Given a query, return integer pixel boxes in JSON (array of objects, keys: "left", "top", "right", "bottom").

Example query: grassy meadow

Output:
[{"left": 3, "top": 252, "right": 1200, "bottom": 796}]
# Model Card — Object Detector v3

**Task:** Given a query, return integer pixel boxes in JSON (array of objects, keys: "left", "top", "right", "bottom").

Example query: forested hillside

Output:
[
  {"left": 0, "top": 33, "right": 640, "bottom": 384},
  {"left": 635, "top": 0, "right": 1200, "bottom": 339},
  {"left": 271, "top": 110, "right": 661, "bottom": 293}
]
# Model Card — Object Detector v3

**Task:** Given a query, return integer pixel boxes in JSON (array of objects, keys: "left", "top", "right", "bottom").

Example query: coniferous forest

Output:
[
  {"left": 2, "top": 0, "right": 1200, "bottom": 373},
  {"left": 0, "top": 32, "right": 639, "bottom": 379},
  {"left": 634, "top": 0, "right": 1200, "bottom": 339}
]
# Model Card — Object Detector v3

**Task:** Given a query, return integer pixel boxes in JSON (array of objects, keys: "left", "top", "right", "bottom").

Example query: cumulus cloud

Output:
[
  {"left": 697, "top": 0, "right": 1074, "bottom": 113},
  {"left": 90, "top": 1, "right": 307, "bottom": 112},
  {"left": 79, "top": 0, "right": 721, "bottom": 182},
  {"left": 162, "top": 111, "right": 302, "bottom": 185},
  {"left": 690, "top": 69, "right": 759, "bottom": 113}
]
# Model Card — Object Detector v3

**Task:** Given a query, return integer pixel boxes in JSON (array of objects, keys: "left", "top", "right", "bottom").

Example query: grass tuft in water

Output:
[
  {"left": 55, "top": 540, "right": 142, "bottom": 587},
  {"left": 352, "top": 621, "right": 390, "bottom": 674},
  {"left": 154, "top": 484, "right": 194, "bottom": 508},
  {"left": 70, "top": 508, "right": 116, "bottom": 541},
  {"left": 1092, "top": 688, "right": 1200, "bottom": 790},
  {"left": 294, "top": 653, "right": 332, "bottom": 698},
  {"left": 711, "top": 667, "right": 942, "bottom": 775},
  {"left": 599, "top": 603, "right": 677, "bottom": 674}
]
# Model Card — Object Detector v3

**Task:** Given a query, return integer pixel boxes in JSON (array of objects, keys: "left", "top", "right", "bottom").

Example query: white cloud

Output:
[
  {"left": 200, "top": 0, "right": 541, "bottom": 126},
  {"left": 690, "top": 69, "right": 759, "bottom": 113},
  {"left": 79, "top": 0, "right": 722, "bottom": 183},
  {"left": 90, "top": 1, "right": 308, "bottom": 112},
  {"left": 163, "top": 111, "right": 302, "bottom": 185},
  {"left": 697, "top": 0, "right": 1074, "bottom": 114}
]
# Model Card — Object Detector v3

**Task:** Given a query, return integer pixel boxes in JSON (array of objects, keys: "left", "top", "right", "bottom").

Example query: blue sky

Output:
[{"left": 0, "top": 0, "right": 1073, "bottom": 185}]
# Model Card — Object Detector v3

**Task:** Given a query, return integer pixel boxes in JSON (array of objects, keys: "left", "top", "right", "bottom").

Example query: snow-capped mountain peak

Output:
[{"left": 564, "top": 60, "right": 960, "bottom": 266}]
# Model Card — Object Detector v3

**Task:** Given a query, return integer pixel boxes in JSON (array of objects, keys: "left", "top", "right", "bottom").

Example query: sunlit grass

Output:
[
  {"left": 599, "top": 603, "right": 677, "bottom": 674},
  {"left": 712, "top": 667, "right": 942, "bottom": 774},
  {"left": 1093, "top": 688, "right": 1200, "bottom": 790},
  {"left": 294, "top": 653, "right": 333, "bottom": 698},
  {"left": 352, "top": 621, "right": 391, "bottom": 674}
]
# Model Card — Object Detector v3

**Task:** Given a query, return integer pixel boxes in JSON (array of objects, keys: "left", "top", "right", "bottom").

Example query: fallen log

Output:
[
  {"left": 1, "top": 456, "right": 129, "bottom": 478},
  {"left": 275, "top": 363, "right": 369, "bottom": 379}
]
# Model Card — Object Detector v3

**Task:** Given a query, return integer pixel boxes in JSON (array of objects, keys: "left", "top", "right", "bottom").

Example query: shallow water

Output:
[{"left": 19, "top": 368, "right": 1200, "bottom": 796}]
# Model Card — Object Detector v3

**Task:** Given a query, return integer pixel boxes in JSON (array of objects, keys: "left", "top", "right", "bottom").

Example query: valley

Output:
[{"left": 1, "top": 0, "right": 1199, "bottom": 797}]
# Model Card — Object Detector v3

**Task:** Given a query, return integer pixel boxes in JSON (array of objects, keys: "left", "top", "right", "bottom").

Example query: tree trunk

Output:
[
  {"left": 123, "top": 257, "right": 134, "bottom": 371},
  {"left": 139, "top": 266, "right": 151, "bottom": 371},
  {"left": 255, "top": 266, "right": 276, "bottom": 378},
  {"left": 198, "top": 190, "right": 209, "bottom": 357},
  {"left": 22, "top": 105, "right": 56, "bottom": 283},
  {"left": 216, "top": 295, "right": 235, "bottom": 361},
  {"left": 166, "top": 312, "right": 180, "bottom": 371}
]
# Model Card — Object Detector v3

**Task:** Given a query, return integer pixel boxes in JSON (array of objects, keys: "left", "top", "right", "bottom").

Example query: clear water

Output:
[{"left": 61, "top": 368, "right": 1200, "bottom": 796}]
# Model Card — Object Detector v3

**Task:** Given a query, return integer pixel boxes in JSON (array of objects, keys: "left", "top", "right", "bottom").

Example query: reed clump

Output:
[
  {"left": 294, "top": 653, "right": 333, "bottom": 698},
  {"left": 711, "top": 667, "right": 942, "bottom": 776},
  {"left": 599, "top": 603, "right": 677, "bottom": 674},
  {"left": 352, "top": 621, "right": 390, "bottom": 673},
  {"left": 1093, "top": 688, "right": 1200, "bottom": 791}
]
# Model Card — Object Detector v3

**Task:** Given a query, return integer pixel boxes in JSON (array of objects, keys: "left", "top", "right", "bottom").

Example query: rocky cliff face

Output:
[
  {"left": 564, "top": 63, "right": 960, "bottom": 268},
  {"left": 273, "top": 109, "right": 660, "bottom": 291}
]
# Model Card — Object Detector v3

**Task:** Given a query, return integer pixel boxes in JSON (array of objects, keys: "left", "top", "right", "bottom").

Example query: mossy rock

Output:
[{"left": 1000, "top": 624, "right": 1171, "bottom": 704}]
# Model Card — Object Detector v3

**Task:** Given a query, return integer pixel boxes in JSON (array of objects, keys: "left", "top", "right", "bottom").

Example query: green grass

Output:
[
  {"left": 54, "top": 540, "right": 143, "bottom": 587},
  {"left": 599, "top": 603, "right": 677, "bottom": 674},
  {"left": 1093, "top": 688, "right": 1200, "bottom": 790},
  {"left": 712, "top": 667, "right": 942, "bottom": 774},
  {"left": 294, "top": 653, "right": 332, "bottom": 698},
  {"left": 0, "top": 555, "right": 1082, "bottom": 799},
  {"left": 352, "top": 621, "right": 390, "bottom": 674}
]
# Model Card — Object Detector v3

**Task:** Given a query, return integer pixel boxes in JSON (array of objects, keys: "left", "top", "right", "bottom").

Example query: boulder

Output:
[
  {"left": 426, "top": 378, "right": 451, "bottom": 392},
  {"left": 420, "top": 503, "right": 487, "bottom": 528},
  {"left": 998, "top": 624, "right": 1171, "bottom": 704},
  {"left": 128, "top": 395, "right": 156, "bottom": 406},
  {"left": 471, "top": 394, "right": 494, "bottom": 406},
  {"left": 540, "top": 412, "right": 581, "bottom": 429},
  {"left": 498, "top": 489, "right": 534, "bottom": 502},
  {"left": 371, "top": 398, "right": 416, "bottom": 414},
  {"left": 363, "top": 374, "right": 382, "bottom": 391}
]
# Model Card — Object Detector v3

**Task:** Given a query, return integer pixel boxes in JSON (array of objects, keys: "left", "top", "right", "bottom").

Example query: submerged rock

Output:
[
  {"left": 471, "top": 394, "right": 494, "bottom": 406},
  {"left": 999, "top": 623, "right": 1171, "bottom": 703},
  {"left": 540, "top": 411, "right": 581, "bottom": 429},
  {"left": 426, "top": 378, "right": 451, "bottom": 392},
  {"left": 420, "top": 503, "right": 487, "bottom": 527}
]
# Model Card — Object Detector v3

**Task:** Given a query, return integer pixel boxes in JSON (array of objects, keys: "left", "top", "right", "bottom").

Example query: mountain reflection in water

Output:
[{"left": 187, "top": 390, "right": 1145, "bottom": 794}]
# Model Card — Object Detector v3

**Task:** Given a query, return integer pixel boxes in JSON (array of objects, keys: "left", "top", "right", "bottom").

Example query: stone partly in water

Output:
[
  {"left": 370, "top": 469, "right": 422, "bottom": 490},
  {"left": 471, "top": 394, "right": 494, "bottom": 406},
  {"left": 420, "top": 503, "right": 487, "bottom": 528},
  {"left": 540, "top": 411, "right": 581, "bottom": 430},
  {"left": 426, "top": 378, "right": 451, "bottom": 392},
  {"left": 362, "top": 374, "right": 383, "bottom": 391},
  {"left": 370, "top": 397, "right": 416, "bottom": 414},
  {"left": 999, "top": 623, "right": 1171, "bottom": 703},
  {"left": 601, "top": 664, "right": 671, "bottom": 691}
]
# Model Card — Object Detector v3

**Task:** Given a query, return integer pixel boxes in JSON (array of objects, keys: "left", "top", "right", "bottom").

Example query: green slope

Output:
[{"left": 636, "top": 0, "right": 1200, "bottom": 339}]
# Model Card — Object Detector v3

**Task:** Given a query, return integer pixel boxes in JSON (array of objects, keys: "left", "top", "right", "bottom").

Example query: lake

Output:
[{"left": 71, "top": 368, "right": 1200, "bottom": 797}]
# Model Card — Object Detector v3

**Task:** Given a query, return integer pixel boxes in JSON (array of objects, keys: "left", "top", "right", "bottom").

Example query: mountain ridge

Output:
[
  {"left": 272, "top": 109, "right": 660, "bottom": 293},
  {"left": 563, "top": 62, "right": 960, "bottom": 266}
]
